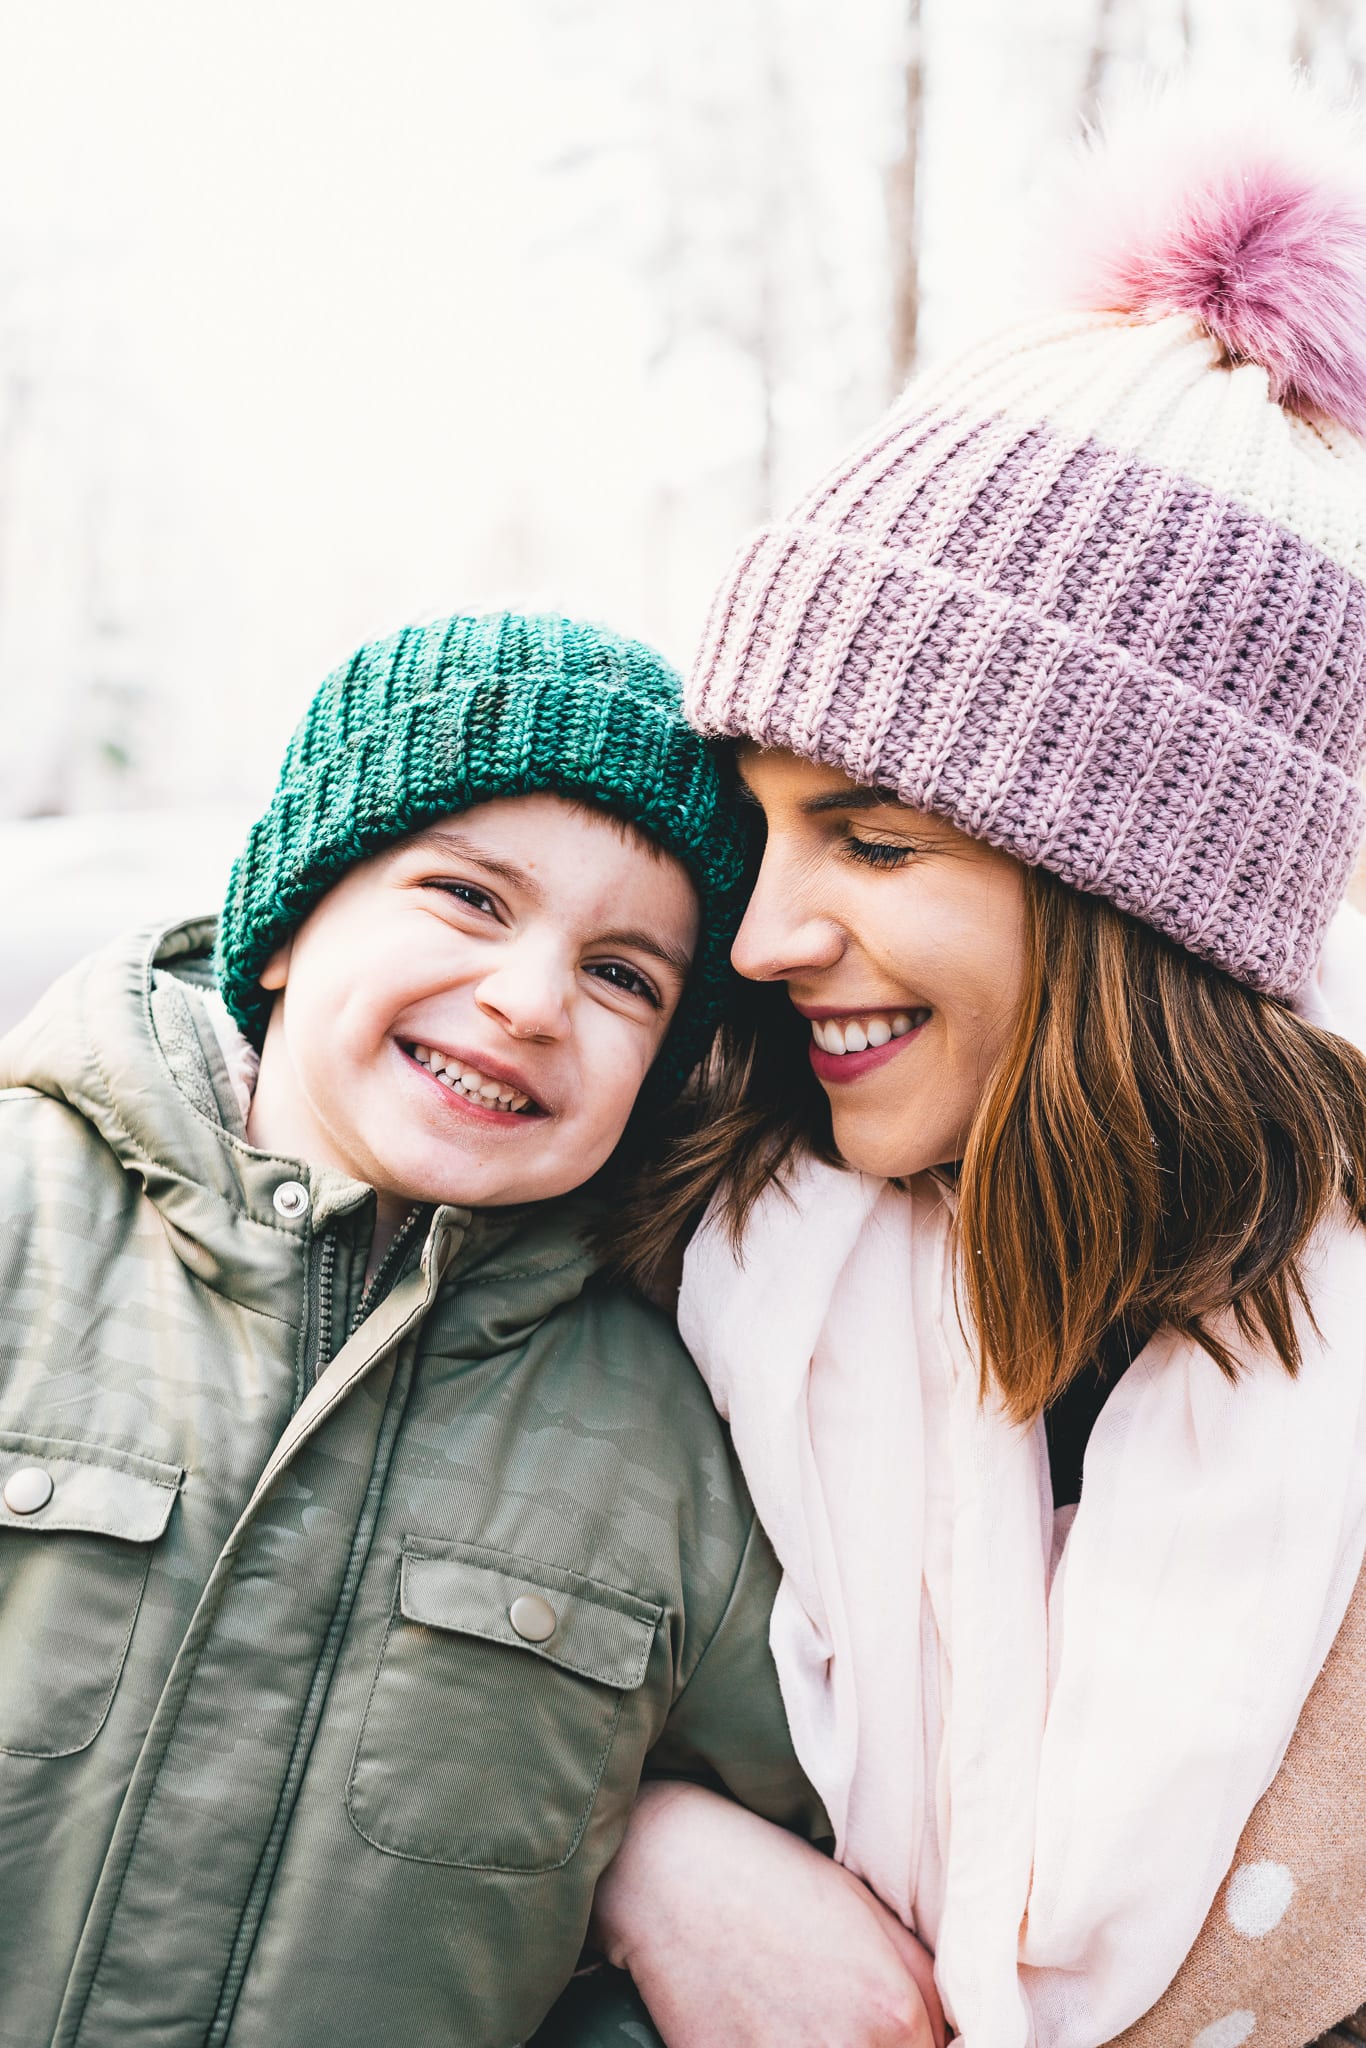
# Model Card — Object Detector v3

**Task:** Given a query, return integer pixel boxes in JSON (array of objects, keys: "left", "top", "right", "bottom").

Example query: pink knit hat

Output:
[{"left": 687, "top": 82, "right": 1366, "bottom": 996}]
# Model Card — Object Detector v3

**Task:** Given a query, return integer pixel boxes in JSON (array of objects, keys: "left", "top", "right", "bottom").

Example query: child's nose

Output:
[{"left": 474, "top": 946, "right": 572, "bottom": 1042}]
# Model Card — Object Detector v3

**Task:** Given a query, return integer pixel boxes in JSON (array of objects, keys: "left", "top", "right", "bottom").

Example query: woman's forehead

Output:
[
  {"left": 735, "top": 744, "right": 933, "bottom": 826},
  {"left": 737, "top": 744, "right": 879, "bottom": 801}
]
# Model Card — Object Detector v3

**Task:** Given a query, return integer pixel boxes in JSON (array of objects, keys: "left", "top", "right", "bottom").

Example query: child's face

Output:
[{"left": 248, "top": 794, "right": 699, "bottom": 1210}]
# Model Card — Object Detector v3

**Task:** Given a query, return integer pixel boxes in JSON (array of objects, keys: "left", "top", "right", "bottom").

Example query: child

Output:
[{"left": 0, "top": 611, "right": 827, "bottom": 2048}]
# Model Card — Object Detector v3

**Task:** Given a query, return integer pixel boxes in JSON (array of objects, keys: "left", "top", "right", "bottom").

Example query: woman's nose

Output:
[
  {"left": 474, "top": 944, "right": 571, "bottom": 1042},
  {"left": 730, "top": 849, "right": 845, "bottom": 984}
]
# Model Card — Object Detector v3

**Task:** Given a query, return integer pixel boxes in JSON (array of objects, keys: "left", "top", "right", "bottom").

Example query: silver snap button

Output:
[
  {"left": 272, "top": 1180, "right": 309, "bottom": 1220},
  {"left": 508, "top": 1593, "right": 557, "bottom": 1643},
  {"left": 3, "top": 1467, "right": 54, "bottom": 1516}
]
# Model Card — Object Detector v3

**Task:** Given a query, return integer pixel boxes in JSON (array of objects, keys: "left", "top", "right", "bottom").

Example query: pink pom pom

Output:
[{"left": 1055, "top": 77, "right": 1366, "bottom": 433}]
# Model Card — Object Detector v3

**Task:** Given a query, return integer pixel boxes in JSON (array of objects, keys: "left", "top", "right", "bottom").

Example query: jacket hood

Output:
[{"left": 0, "top": 918, "right": 603, "bottom": 1323}]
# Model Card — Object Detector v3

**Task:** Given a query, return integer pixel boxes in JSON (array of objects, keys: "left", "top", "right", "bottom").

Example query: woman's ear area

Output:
[{"left": 258, "top": 937, "right": 292, "bottom": 992}]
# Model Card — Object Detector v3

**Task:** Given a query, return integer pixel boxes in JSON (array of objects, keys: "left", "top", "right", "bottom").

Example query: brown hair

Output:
[{"left": 605, "top": 866, "right": 1366, "bottom": 1424}]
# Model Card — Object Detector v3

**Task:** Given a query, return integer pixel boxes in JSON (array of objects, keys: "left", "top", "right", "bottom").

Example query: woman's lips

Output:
[{"left": 808, "top": 1019, "right": 927, "bottom": 1085}]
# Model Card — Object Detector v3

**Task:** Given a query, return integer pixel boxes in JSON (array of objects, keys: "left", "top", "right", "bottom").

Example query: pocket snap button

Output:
[
  {"left": 3, "top": 1467, "right": 54, "bottom": 1515},
  {"left": 272, "top": 1180, "right": 310, "bottom": 1220},
  {"left": 508, "top": 1593, "right": 557, "bottom": 1643}
]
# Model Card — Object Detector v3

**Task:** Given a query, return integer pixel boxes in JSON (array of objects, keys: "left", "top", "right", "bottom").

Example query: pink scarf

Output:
[{"left": 677, "top": 908, "right": 1366, "bottom": 2048}]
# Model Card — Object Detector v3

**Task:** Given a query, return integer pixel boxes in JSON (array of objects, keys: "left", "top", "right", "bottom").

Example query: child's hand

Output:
[{"left": 589, "top": 1780, "right": 948, "bottom": 2048}]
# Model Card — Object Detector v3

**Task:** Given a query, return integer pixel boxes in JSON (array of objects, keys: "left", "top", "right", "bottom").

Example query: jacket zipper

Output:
[
  {"left": 300, "top": 1231, "right": 337, "bottom": 1400},
  {"left": 350, "top": 1205, "right": 426, "bottom": 1339},
  {"left": 207, "top": 1244, "right": 436, "bottom": 2043}
]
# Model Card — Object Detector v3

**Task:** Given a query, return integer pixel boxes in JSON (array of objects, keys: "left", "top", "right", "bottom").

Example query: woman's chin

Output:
[
  {"left": 831, "top": 1124, "right": 923, "bottom": 1181},
  {"left": 830, "top": 1103, "right": 961, "bottom": 1183}
]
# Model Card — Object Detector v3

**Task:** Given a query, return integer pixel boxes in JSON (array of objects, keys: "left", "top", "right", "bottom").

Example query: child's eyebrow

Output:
[
  {"left": 416, "top": 828, "right": 693, "bottom": 978},
  {"left": 596, "top": 928, "right": 694, "bottom": 979},
  {"left": 419, "top": 827, "right": 539, "bottom": 897}
]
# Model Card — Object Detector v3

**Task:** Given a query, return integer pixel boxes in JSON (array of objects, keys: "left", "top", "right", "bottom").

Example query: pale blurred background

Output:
[{"left": 2, "top": 0, "right": 1364, "bottom": 1023}]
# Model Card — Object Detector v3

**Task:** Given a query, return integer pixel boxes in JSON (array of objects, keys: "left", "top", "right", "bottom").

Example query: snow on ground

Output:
[{"left": 0, "top": 811, "right": 249, "bottom": 1032}]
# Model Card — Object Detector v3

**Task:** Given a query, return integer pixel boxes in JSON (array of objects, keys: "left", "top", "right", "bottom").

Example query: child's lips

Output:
[{"left": 400, "top": 1040, "right": 550, "bottom": 1118}]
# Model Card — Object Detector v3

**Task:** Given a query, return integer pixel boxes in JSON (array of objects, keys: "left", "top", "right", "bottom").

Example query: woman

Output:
[{"left": 574, "top": 83, "right": 1366, "bottom": 2048}]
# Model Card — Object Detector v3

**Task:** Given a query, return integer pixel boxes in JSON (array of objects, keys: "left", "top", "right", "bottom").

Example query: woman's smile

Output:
[
  {"left": 732, "top": 746, "right": 1027, "bottom": 1178},
  {"left": 796, "top": 1003, "right": 931, "bottom": 1084}
]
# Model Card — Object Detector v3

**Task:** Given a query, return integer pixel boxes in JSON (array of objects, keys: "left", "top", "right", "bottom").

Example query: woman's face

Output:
[{"left": 733, "top": 746, "right": 1029, "bottom": 1179}]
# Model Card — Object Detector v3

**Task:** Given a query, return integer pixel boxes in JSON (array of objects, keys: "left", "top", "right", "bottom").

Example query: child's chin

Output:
[{"left": 389, "top": 1150, "right": 555, "bottom": 1212}]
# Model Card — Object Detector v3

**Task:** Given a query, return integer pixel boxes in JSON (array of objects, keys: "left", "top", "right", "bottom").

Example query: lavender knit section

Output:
[{"left": 689, "top": 410, "right": 1366, "bottom": 995}]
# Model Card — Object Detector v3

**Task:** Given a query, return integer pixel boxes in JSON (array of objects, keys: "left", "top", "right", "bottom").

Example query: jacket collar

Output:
[{"left": 0, "top": 918, "right": 602, "bottom": 1325}]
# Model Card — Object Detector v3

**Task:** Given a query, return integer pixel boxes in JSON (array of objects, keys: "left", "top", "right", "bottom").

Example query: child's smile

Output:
[
  {"left": 246, "top": 794, "right": 699, "bottom": 1219},
  {"left": 403, "top": 1041, "right": 543, "bottom": 1117}
]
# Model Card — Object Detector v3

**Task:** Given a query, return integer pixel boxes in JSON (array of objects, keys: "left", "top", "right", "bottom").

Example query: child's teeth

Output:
[{"left": 410, "top": 1046, "right": 534, "bottom": 1113}]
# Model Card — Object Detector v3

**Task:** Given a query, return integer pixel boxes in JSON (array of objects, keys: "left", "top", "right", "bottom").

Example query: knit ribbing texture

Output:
[
  {"left": 218, "top": 611, "right": 747, "bottom": 1099},
  {"left": 688, "top": 312, "right": 1366, "bottom": 996}
]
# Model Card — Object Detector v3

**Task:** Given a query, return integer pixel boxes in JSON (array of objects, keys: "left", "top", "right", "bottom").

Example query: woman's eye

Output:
[
  {"left": 843, "top": 836, "right": 915, "bottom": 870},
  {"left": 588, "top": 961, "right": 661, "bottom": 1007}
]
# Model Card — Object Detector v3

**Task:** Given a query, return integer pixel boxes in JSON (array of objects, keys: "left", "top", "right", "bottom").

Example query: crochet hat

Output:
[
  {"left": 687, "top": 80, "right": 1366, "bottom": 996},
  {"left": 218, "top": 610, "right": 747, "bottom": 1098}
]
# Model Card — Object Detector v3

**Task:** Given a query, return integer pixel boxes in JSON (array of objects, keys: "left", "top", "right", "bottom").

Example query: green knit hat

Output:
[{"left": 217, "top": 611, "right": 748, "bottom": 1100}]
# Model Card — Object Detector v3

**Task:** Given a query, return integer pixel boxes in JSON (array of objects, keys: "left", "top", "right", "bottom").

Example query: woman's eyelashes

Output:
[{"left": 842, "top": 834, "right": 916, "bottom": 871}]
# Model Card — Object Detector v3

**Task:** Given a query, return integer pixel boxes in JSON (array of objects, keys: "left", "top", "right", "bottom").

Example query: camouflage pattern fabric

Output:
[
  {"left": 0, "top": 920, "right": 824, "bottom": 2048},
  {"left": 529, "top": 1969, "right": 661, "bottom": 2046}
]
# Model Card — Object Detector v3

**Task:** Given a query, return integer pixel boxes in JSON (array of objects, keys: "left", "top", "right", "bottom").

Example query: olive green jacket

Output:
[{"left": 0, "top": 921, "right": 822, "bottom": 2048}]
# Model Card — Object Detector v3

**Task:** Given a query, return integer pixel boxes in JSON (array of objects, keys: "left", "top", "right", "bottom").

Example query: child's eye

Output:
[
  {"left": 587, "top": 961, "right": 661, "bottom": 1008},
  {"left": 426, "top": 879, "right": 499, "bottom": 916},
  {"left": 842, "top": 836, "right": 915, "bottom": 871}
]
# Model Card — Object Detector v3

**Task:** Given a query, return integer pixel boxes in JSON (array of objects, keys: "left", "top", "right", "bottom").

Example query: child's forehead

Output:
[
  {"left": 402, "top": 793, "right": 669, "bottom": 865},
  {"left": 386, "top": 794, "right": 698, "bottom": 931}
]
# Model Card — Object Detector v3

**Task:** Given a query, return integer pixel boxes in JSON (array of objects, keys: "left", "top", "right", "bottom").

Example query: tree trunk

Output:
[
  {"left": 1082, "top": 0, "right": 1118, "bottom": 118},
  {"left": 887, "top": 0, "right": 923, "bottom": 393}
]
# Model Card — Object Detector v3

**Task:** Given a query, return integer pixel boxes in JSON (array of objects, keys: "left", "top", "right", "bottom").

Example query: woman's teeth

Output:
[
  {"left": 410, "top": 1045, "right": 534, "bottom": 1113},
  {"left": 811, "top": 1010, "right": 928, "bottom": 1055}
]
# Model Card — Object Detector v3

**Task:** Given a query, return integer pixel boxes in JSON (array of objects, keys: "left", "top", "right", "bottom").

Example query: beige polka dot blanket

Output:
[
  {"left": 1112, "top": 1557, "right": 1366, "bottom": 2047},
  {"left": 678, "top": 908, "right": 1366, "bottom": 2048}
]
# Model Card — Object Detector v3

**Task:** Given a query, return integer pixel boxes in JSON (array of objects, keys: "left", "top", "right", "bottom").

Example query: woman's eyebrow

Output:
[{"left": 802, "top": 787, "right": 903, "bottom": 817}]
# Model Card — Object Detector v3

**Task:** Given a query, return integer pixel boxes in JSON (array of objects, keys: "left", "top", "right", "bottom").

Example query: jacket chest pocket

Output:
[
  {"left": 0, "top": 1433, "right": 181, "bottom": 1758},
  {"left": 347, "top": 1539, "right": 661, "bottom": 1872}
]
